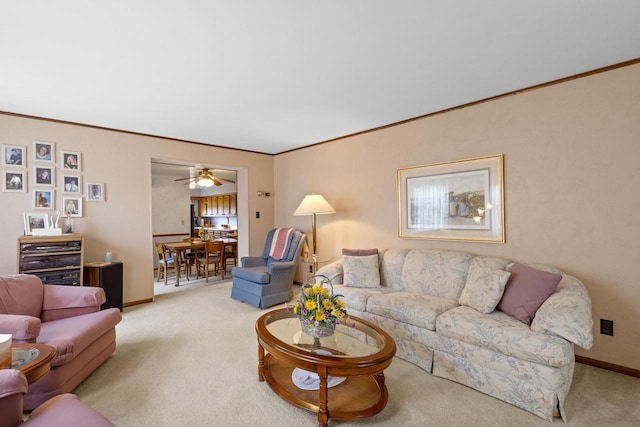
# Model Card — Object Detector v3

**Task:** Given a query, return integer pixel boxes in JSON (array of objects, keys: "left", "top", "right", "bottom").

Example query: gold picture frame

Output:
[{"left": 397, "top": 154, "right": 505, "bottom": 243}]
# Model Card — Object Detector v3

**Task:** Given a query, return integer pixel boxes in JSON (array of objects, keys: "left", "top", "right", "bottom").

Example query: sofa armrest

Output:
[
  {"left": 241, "top": 257, "right": 267, "bottom": 268},
  {"left": 0, "top": 369, "right": 28, "bottom": 427},
  {"left": 41, "top": 285, "right": 105, "bottom": 322},
  {"left": 530, "top": 274, "right": 594, "bottom": 349},
  {"left": 0, "top": 314, "right": 41, "bottom": 342},
  {"left": 316, "top": 259, "right": 344, "bottom": 284}
]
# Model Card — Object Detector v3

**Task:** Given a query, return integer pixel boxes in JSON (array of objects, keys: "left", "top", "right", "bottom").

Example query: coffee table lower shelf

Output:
[{"left": 262, "top": 353, "right": 388, "bottom": 423}]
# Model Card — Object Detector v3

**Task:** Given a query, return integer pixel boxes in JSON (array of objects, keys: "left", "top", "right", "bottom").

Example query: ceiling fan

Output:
[{"left": 175, "top": 168, "right": 236, "bottom": 187}]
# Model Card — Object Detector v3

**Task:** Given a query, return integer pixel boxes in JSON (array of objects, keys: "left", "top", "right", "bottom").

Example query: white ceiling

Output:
[{"left": 1, "top": 2, "right": 639, "bottom": 155}]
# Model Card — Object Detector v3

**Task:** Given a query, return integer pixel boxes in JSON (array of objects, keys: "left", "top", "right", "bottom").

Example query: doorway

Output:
[{"left": 150, "top": 160, "right": 247, "bottom": 295}]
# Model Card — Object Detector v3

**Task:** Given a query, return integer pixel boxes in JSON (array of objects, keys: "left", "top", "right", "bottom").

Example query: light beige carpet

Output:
[
  {"left": 74, "top": 281, "right": 640, "bottom": 426},
  {"left": 153, "top": 271, "right": 227, "bottom": 295}
]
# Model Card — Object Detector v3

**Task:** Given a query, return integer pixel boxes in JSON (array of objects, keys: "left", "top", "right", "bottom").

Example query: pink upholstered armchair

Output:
[
  {"left": 0, "top": 274, "right": 121, "bottom": 410},
  {"left": 0, "top": 369, "right": 115, "bottom": 427}
]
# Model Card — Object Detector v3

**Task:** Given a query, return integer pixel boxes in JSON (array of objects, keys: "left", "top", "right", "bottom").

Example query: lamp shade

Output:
[{"left": 293, "top": 194, "right": 336, "bottom": 216}]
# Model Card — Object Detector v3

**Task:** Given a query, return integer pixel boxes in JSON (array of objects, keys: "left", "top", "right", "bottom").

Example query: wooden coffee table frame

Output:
[{"left": 256, "top": 308, "right": 396, "bottom": 427}]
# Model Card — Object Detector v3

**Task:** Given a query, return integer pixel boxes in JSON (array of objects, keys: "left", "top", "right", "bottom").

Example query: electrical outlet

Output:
[
  {"left": 309, "top": 265, "right": 313, "bottom": 273},
  {"left": 600, "top": 319, "right": 614, "bottom": 336}
]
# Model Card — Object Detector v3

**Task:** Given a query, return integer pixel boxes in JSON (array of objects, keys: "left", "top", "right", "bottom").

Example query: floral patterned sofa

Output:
[{"left": 316, "top": 248, "right": 593, "bottom": 422}]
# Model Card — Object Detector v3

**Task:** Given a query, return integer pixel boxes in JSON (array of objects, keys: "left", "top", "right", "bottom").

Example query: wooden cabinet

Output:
[
  {"left": 229, "top": 194, "right": 237, "bottom": 215},
  {"left": 218, "top": 195, "right": 229, "bottom": 215},
  {"left": 18, "top": 234, "right": 84, "bottom": 286},
  {"left": 196, "top": 194, "right": 237, "bottom": 217}
]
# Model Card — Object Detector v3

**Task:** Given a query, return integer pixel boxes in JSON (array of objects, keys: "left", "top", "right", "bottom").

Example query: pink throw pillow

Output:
[
  {"left": 497, "top": 262, "right": 562, "bottom": 325},
  {"left": 342, "top": 248, "right": 378, "bottom": 256}
]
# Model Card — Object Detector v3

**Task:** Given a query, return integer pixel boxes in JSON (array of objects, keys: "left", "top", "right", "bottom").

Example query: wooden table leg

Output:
[
  {"left": 174, "top": 250, "right": 181, "bottom": 287},
  {"left": 257, "top": 343, "right": 265, "bottom": 382},
  {"left": 317, "top": 365, "right": 329, "bottom": 427}
]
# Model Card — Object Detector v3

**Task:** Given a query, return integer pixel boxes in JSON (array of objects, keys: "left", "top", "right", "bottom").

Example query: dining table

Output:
[
  {"left": 163, "top": 240, "right": 205, "bottom": 286},
  {"left": 163, "top": 238, "right": 237, "bottom": 286}
]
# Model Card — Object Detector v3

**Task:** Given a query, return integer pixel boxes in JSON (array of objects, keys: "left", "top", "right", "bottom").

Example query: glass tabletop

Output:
[
  {"left": 12, "top": 347, "right": 40, "bottom": 368},
  {"left": 264, "top": 310, "right": 386, "bottom": 358}
]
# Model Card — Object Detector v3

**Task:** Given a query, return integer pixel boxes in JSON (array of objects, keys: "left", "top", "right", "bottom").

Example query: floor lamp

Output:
[{"left": 293, "top": 194, "right": 336, "bottom": 273}]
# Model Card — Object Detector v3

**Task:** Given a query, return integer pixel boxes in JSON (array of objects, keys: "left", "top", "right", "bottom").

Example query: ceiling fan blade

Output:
[
  {"left": 216, "top": 177, "right": 236, "bottom": 183},
  {"left": 175, "top": 177, "right": 196, "bottom": 182},
  {"left": 213, "top": 178, "right": 222, "bottom": 186}
]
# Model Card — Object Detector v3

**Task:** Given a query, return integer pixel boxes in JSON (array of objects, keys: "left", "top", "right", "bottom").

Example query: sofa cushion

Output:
[
  {"left": 401, "top": 250, "right": 474, "bottom": 299},
  {"left": 26, "top": 393, "right": 116, "bottom": 427},
  {"left": 379, "top": 248, "right": 408, "bottom": 289},
  {"left": 459, "top": 265, "right": 511, "bottom": 314},
  {"left": 497, "top": 263, "right": 562, "bottom": 325},
  {"left": 342, "top": 254, "right": 381, "bottom": 288},
  {"left": 231, "top": 266, "right": 270, "bottom": 284},
  {"left": 367, "top": 292, "right": 459, "bottom": 331},
  {"left": 38, "top": 308, "right": 122, "bottom": 367},
  {"left": 332, "top": 284, "right": 385, "bottom": 313},
  {"left": 0, "top": 275, "right": 44, "bottom": 317},
  {"left": 437, "top": 306, "right": 573, "bottom": 367}
]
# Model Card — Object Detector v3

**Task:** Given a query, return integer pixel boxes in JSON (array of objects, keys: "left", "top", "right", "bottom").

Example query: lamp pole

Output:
[{"left": 311, "top": 212, "right": 318, "bottom": 273}]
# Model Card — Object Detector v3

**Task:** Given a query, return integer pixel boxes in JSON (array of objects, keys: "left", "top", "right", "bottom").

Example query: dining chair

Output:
[
  {"left": 155, "top": 243, "right": 175, "bottom": 285},
  {"left": 182, "top": 238, "right": 201, "bottom": 277},
  {"left": 222, "top": 242, "right": 238, "bottom": 274},
  {"left": 196, "top": 240, "right": 224, "bottom": 281}
]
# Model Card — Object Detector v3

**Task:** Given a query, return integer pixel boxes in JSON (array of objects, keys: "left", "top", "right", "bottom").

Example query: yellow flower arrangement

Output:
[{"left": 289, "top": 275, "right": 350, "bottom": 337}]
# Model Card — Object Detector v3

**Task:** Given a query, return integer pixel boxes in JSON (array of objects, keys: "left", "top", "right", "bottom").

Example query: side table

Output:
[
  {"left": 84, "top": 262, "right": 123, "bottom": 311},
  {"left": 12, "top": 343, "right": 56, "bottom": 384}
]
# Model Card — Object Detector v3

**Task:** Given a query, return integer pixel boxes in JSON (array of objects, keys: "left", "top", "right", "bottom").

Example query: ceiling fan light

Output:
[{"left": 197, "top": 176, "right": 214, "bottom": 187}]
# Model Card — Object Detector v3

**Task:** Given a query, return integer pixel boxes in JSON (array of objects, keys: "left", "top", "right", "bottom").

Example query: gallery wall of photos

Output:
[{"left": 2, "top": 140, "right": 106, "bottom": 227}]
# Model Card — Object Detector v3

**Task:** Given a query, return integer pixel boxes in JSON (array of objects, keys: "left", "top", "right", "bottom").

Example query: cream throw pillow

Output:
[
  {"left": 342, "top": 254, "right": 381, "bottom": 288},
  {"left": 459, "top": 265, "right": 511, "bottom": 314}
]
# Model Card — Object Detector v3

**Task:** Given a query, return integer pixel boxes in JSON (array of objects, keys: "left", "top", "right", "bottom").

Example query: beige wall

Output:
[
  {"left": 275, "top": 63, "right": 640, "bottom": 370},
  {"left": 0, "top": 115, "right": 274, "bottom": 304}
]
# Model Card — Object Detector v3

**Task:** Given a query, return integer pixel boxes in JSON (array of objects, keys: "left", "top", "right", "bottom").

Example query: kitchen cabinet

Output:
[
  {"left": 18, "top": 234, "right": 84, "bottom": 285},
  {"left": 196, "top": 194, "right": 236, "bottom": 217},
  {"left": 229, "top": 194, "right": 237, "bottom": 215}
]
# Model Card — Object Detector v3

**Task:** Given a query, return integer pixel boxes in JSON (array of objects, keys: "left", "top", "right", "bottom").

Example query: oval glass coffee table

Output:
[{"left": 255, "top": 308, "right": 396, "bottom": 427}]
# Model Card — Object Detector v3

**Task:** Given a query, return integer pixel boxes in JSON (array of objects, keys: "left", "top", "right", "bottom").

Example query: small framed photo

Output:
[
  {"left": 61, "top": 150, "right": 81, "bottom": 171},
  {"left": 87, "top": 182, "right": 105, "bottom": 201},
  {"left": 33, "top": 189, "right": 54, "bottom": 210},
  {"left": 34, "top": 166, "right": 55, "bottom": 186},
  {"left": 3, "top": 144, "right": 26, "bottom": 167},
  {"left": 3, "top": 170, "right": 27, "bottom": 192},
  {"left": 62, "top": 174, "right": 81, "bottom": 194},
  {"left": 33, "top": 140, "right": 55, "bottom": 163},
  {"left": 24, "top": 212, "right": 50, "bottom": 235},
  {"left": 62, "top": 196, "right": 82, "bottom": 217}
]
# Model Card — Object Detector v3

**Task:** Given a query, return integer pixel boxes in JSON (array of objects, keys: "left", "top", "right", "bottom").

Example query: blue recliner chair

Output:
[{"left": 230, "top": 228, "right": 306, "bottom": 308}]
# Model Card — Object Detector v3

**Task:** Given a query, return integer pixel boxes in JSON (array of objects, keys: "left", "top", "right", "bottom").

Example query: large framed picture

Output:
[
  {"left": 397, "top": 154, "right": 505, "bottom": 242},
  {"left": 3, "top": 170, "right": 27, "bottom": 192},
  {"left": 2, "top": 144, "right": 26, "bottom": 167}
]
